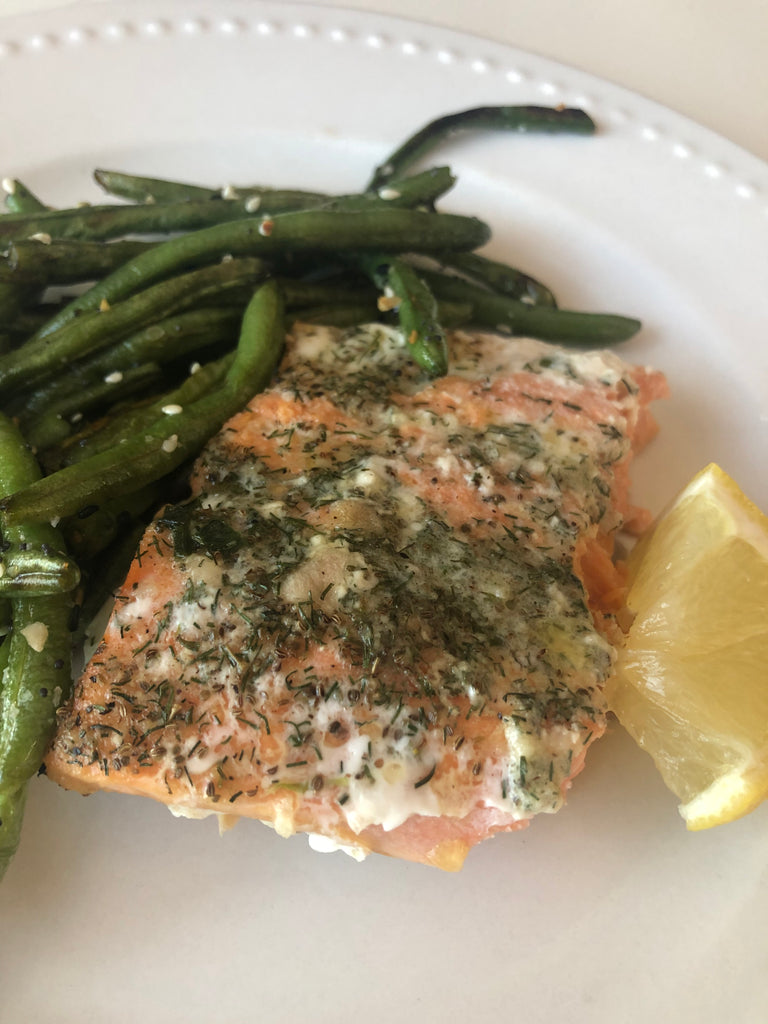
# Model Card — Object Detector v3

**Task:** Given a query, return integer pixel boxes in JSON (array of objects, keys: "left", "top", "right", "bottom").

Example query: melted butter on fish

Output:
[{"left": 47, "top": 325, "right": 666, "bottom": 869}]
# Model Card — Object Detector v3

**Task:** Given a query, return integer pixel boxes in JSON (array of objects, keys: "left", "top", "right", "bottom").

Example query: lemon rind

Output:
[{"left": 679, "top": 765, "right": 768, "bottom": 830}]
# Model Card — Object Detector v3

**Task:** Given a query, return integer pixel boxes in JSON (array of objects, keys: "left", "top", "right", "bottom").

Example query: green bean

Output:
[
  {"left": 0, "top": 282, "right": 25, "bottom": 323},
  {"left": 433, "top": 299, "right": 474, "bottom": 327},
  {"left": 2, "top": 179, "right": 49, "bottom": 215},
  {"left": 0, "top": 785, "right": 27, "bottom": 881},
  {"left": 0, "top": 192, "right": 331, "bottom": 245},
  {"left": 437, "top": 251, "right": 557, "bottom": 307},
  {"left": 0, "top": 549, "right": 80, "bottom": 595},
  {"left": 0, "top": 238, "right": 156, "bottom": 286},
  {"left": 93, "top": 165, "right": 456, "bottom": 212},
  {"left": 0, "top": 602, "right": 11, "bottom": 704},
  {"left": 0, "top": 415, "right": 75, "bottom": 583},
  {"left": 290, "top": 296, "right": 475, "bottom": 330},
  {"left": 75, "top": 521, "right": 149, "bottom": 644},
  {"left": 367, "top": 105, "right": 596, "bottom": 190},
  {"left": 63, "top": 481, "right": 165, "bottom": 562},
  {"left": 377, "top": 165, "right": 456, "bottom": 205},
  {"left": 279, "top": 278, "right": 378, "bottom": 310},
  {"left": 94, "top": 169, "right": 228, "bottom": 203},
  {"left": 56, "top": 355, "right": 233, "bottom": 468},
  {"left": 1, "top": 280, "right": 285, "bottom": 525},
  {"left": 0, "top": 592, "right": 72, "bottom": 783},
  {"left": 0, "top": 280, "right": 42, "bottom": 323},
  {"left": 24, "top": 363, "right": 163, "bottom": 451},
  {"left": 33, "top": 208, "right": 490, "bottom": 340},
  {"left": 1, "top": 306, "right": 66, "bottom": 341},
  {"left": 289, "top": 302, "right": 381, "bottom": 327},
  {"left": 14, "top": 307, "right": 242, "bottom": 424},
  {"left": 421, "top": 270, "right": 641, "bottom": 344},
  {"left": 391, "top": 259, "right": 449, "bottom": 374},
  {"left": 0, "top": 257, "right": 267, "bottom": 395},
  {"left": 0, "top": 413, "right": 73, "bottom": 880},
  {"left": 0, "top": 589, "right": 72, "bottom": 880},
  {"left": 359, "top": 255, "right": 448, "bottom": 375},
  {"left": 94, "top": 169, "right": 327, "bottom": 208},
  {"left": 322, "top": 166, "right": 457, "bottom": 212}
]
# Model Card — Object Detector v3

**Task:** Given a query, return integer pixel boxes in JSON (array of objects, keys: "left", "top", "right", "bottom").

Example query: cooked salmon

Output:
[{"left": 46, "top": 325, "right": 667, "bottom": 870}]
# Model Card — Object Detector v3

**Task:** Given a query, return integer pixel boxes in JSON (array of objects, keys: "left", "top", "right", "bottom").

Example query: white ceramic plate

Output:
[{"left": 2, "top": 3, "right": 768, "bottom": 1022}]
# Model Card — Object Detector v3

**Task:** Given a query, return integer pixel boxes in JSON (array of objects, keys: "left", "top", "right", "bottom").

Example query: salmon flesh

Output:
[{"left": 47, "top": 325, "right": 666, "bottom": 870}]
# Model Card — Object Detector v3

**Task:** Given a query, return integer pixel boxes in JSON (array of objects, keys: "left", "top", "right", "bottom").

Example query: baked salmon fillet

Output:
[{"left": 47, "top": 325, "right": 666, "bottom": 870}]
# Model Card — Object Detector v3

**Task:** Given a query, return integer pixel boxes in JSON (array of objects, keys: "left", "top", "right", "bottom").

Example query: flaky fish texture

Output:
[{"left": 48, "top": 326, "right": 666, "bottom": 870}]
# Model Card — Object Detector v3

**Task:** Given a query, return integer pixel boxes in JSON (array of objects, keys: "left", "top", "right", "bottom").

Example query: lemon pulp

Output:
[{"left": 606, "top": 463, "right": 768, "bottom": 829}]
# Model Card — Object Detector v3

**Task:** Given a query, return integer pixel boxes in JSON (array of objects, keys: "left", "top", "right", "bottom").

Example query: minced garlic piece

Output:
[{"left": 21, "top": 622, "right": 48, "bottom": 652}]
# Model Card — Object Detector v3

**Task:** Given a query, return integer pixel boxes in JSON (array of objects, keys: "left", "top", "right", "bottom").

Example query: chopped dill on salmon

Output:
[{"left": 47, "top": 324, "right": 666, "bottom": 870}]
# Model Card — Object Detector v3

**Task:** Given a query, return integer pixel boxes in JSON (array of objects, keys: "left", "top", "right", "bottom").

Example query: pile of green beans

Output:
[{"left": 0, "top": 104, "right": 642, "bottom": 879}]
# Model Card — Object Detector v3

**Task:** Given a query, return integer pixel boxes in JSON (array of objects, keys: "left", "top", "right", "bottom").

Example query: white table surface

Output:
[{"left": 1, "top": 0, "right": 767, "bottom": 163}]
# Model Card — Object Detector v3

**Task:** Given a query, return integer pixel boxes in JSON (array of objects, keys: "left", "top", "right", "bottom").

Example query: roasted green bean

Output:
[
  {"left": 359, "top": 255, "right": 448, "bottom": 375},
  {"left": 13, "top": 308, "right": 241, "bottom": 426},
  {"left": 1, "top": 280, "right": 285, "bottom": 525},
  {"left": 0, "top": 413, "right": 73, "bottom": 880},
  {"left": 0, "top": 257, "right": 267, "bottom": 395},
  {"left": 2, "top": 178, "right": 49, "bottom": 215},
  {"left": 0, "top": 238, "right": 156, "bottom": 286},
  {"left": 33, "top": 208, "right": 490, "bottom": 340},
  {"left": 419, "top": 270, "right": 641, "bottom": 344},
  {"left": 94, "top": 169, "right": 326, "bottom": 206},
  {"left": 436, "top": 251, "right": 558, "bottom": 307},
  {"left": 0, "top": 193, "right": 326, "bottom": 245},
  {"left": 367, "top": 105, "right": 596, "bottom": 190},
  {"left": 24, "top": 363, "right": 163, "bottom": 451},
  {"left": 94, "top": 165, "right": 456, "bottom": 211}
]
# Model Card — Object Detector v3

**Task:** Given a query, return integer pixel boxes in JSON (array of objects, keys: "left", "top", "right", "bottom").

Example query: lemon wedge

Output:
[{"left": 606, "top": 463, "right": 768, "bottom": 829}]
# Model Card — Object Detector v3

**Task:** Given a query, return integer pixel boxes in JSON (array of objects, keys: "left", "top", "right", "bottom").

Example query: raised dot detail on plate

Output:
[
  {"left": 65, "top": 27, "right": 90, "bottom": 45},
  {"left": 218, "top": 19, "right": 242, "bottom": 35},
  {"left": 672, "top": 142, "right": 692, "bottom": 159},
  {"left": 640, "top": 125, "right": 660, "bottom": 142},
  {"left": 142, "top": 20, "right": 168, "bottom": 37},
  {"left": 735, "top": 182, "right": 755, "bottom": 199},
  {"left": 401, "top": 40, "right": 421, "bottom": 56},
  {"left": 470, "top": 58, "right": 489, "bottom": 74},
  {"left": 26, "top": 33, "right": 51, "bottom": 51},
  {"left": 436, "top": 49, "right": 455, "bottom": 64},
  {"left": 181, "top": 18, "right": 204, "bottom": 35},
  {"left": 255, "top": 21, "right": 274, "bottom": 35},
  {"left": 103, "top": 22, "right": 129, "bottom": 40},
  {"left": 505, "top": 68, "right": 525, "bottom": 84},
  {"left": 703, "top": 162, "right": 724, "bottom": 179},
  {"left": 366, "top": 34, "right": 383, "bottom": 49},
  {"left": 538, "top": 81, "right": 558, "bottom": 97},
  {"left": 329, "top": 28, "right": 347, "bottom": 42},
  {"left": 293, "top": 24, "right": 313, "bottom": 39}
]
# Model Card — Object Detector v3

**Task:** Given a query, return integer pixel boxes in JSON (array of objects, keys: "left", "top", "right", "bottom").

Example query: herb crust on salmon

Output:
[{"left": 46, "top": 325, "right": 666, "bottom": 870}]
